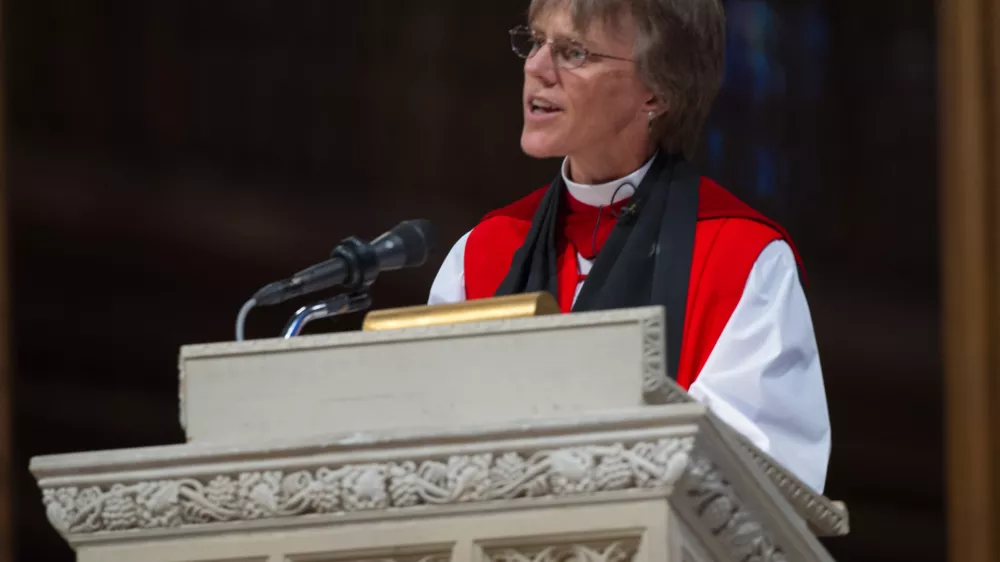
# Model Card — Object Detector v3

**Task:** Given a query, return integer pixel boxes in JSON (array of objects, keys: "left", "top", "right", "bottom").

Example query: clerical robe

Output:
[{"left": 428, "top": 157, "right": 831, "bottom": 493}]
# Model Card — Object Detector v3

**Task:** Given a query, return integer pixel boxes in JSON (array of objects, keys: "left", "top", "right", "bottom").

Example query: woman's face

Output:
[{"left": 520, "top": 8, "right": 657, "bottom": 176}]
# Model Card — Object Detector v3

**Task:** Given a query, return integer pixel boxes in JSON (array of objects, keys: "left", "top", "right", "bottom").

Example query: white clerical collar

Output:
[{"left": 561, "top": 154, "right": 656, "bottom": 207}]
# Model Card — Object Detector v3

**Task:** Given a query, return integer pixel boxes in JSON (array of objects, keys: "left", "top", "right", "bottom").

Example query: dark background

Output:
[{"left": 3, "top": 0, "right": 940, "bottom": 560}]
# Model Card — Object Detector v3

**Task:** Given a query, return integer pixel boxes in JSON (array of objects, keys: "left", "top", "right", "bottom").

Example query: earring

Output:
[{"left": 647, "top": 111, "right": 656, "bottom": 134}]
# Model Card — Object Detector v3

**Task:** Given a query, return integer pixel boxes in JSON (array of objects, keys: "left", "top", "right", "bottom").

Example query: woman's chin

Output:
[{"left": 520, "top": 133, "right": 565, "bottom": 159}]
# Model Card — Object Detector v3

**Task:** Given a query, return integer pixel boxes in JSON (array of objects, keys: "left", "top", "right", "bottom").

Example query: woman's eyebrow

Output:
[{"left": 531, "top": 27, "right": 586, "bottom": 44}]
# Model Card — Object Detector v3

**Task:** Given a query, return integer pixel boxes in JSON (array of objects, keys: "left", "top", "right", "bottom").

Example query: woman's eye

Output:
[{"left": 562, "top": 46, "right": 588, "bottom": 63}]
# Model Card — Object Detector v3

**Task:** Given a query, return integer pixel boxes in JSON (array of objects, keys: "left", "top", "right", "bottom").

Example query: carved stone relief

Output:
[
  {"left": 681, "top": 456, "right": 787, "bottom": 562},
  {"left": 484, "top": 539, "right": 639, "bottom": 562},
  {"left": 42, "top": 438, "right": 694, "bottom": 535},
  {"left": 294, "top": 555, "right": 450, "bottom": 562}
]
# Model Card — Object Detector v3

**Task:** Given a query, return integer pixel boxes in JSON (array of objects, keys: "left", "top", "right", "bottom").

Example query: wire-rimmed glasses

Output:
[{"left": 508, "top": 25, "right": 633, "bottom": 69}]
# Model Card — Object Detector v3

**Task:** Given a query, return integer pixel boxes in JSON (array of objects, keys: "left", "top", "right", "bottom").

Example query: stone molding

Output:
[
  {"left": 32, "top": 407, "right": 840, "bottom": 562},
  {"left": 34, "top": 407, "right": 703, "bottom": 540},
  {"left": 681, "top": 455, "right": 787, "bottom": 562},
  {"left": 653, "top": 377, "right": 848, "bottom": 538},
  {"left": 484, "top": 539, "right": 640, "bottom": 562},
  {"left": 41, "top": 438, "right": 694, "bottom": 535},
  {"left": 180, "top": 307, "right": 668, "bottom": 361}
]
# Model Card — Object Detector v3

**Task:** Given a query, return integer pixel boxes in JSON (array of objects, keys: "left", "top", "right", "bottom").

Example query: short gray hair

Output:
[{"left": 528, "top": 0, "right": 726, "bottom": 159}]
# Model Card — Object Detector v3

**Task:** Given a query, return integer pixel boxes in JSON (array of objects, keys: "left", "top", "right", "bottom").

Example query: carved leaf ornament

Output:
[{"left": 43, "top": 438, "right": 693, "bottom": 534}]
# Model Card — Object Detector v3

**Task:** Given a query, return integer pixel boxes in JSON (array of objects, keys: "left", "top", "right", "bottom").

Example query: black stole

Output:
[{"left": 494, "top": 152, "right": 700, "bottom": 380}]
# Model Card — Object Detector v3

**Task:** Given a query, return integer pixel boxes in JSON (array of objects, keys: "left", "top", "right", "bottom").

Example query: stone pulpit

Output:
[{"left": 30, "top": 305, "right": 848, "bottom": 561}]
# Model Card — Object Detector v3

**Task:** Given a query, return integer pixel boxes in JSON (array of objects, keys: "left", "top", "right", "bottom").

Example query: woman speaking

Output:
[{"left": 429, "top": 0, "right": 830, "bottom": 493}]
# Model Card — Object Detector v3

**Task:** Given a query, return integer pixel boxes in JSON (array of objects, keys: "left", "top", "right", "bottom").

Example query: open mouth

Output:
[{"left": 529, "top": 98, "right": 562, "bottom": 114}]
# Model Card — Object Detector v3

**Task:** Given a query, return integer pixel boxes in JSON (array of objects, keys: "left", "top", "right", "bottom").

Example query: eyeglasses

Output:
[{"left": 508, "top": 25, "right": 633, "bottom": 69}]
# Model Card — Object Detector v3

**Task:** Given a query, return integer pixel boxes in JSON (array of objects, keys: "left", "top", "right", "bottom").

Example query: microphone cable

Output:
[{"left": 235, "top": 297, "right": 257, "bottom": 342}]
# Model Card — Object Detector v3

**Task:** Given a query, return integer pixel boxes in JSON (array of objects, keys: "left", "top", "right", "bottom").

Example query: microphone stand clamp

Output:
[{"left": 332, "top": 236, "right": 380, "bottom": 292}]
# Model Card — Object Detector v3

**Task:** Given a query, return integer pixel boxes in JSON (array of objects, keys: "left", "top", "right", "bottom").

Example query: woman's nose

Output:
[{"left": 524, "top": 42, "right": 557, "bottom": 81}]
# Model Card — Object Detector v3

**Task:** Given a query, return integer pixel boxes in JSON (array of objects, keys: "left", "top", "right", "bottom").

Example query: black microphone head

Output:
[
  {"left": 373, "top": 219, "right": 436, "bottom": 270},
  {"left": 396, "top": 219, "right": 435, "bottom": 265}
]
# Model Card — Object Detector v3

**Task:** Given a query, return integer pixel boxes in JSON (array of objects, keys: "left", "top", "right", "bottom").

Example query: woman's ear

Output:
[{"left": 642, "top": 95, "right": 668, "bottom": 117}]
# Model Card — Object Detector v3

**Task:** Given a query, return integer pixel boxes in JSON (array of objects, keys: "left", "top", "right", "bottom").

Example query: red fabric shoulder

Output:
[
  {"left": 676, "top": 178, "right": 807, "bottom": 388},
  {"left": 464, "top": 188, "right": 582, "bottom": 312},
  {"left": 479, "top": 178, "right": 803, "bottom": 269},
  {"left": 674, "top": 218, "right": 786, "bottom": 389},
  {"left": 465, "top": 187, "right": 564, "bottom": 306},
  {"left": 464, "top": 213, "right": 531, "bottom": 302},
  {"left": 697, "top": 178, "right": 805, "bottom": 275},
  {"left": 480, "top": 186, "right": 550, "bottom": 222}
]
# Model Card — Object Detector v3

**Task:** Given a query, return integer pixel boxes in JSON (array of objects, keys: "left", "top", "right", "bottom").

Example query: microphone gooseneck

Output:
[{"left": 281, "top": 292, "right": 373, "bottom": 338}]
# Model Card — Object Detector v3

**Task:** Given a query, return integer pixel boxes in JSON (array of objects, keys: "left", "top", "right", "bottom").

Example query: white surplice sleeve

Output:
[
  {"left": 687, "top": 240, "right": 831, "bottom": 493},
  {"left": 428, "top": 233, "right": 831, "bottom": 493},
  {"left": 428, "top": 231, "right": 470, "bottom": 305}
]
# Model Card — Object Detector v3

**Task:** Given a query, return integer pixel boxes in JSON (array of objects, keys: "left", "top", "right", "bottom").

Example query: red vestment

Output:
[{"left": 462, "top": 177, "right": 802, "bottom": 390}]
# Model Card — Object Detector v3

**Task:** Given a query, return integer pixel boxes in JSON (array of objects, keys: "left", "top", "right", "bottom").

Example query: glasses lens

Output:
[
  {"left": 552, "top": 40, "right": 588, "bottom": 69},
  {"left": 509, "top": 27, "right": 535, "bottom": 58}
]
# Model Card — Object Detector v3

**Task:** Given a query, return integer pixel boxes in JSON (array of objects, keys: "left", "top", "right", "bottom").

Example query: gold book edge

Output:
[{"left": 362, "top": 292, "right": 560, "bottom": 331}]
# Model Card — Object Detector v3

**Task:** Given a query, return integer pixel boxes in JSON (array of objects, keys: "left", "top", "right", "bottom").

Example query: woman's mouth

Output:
[
  {"left": 526, "top": 98, "right": 564, "bottom": 125},
  {"left": 528, "top": 97, "right": 562, "bottom": 114}
]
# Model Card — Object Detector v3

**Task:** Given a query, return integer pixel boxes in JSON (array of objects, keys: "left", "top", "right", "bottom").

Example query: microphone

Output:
[
  {"left": 609, "top": 181, "right": 638, "bottom": 225},
  {"left": 615, "top": 202, "right": 639, "bottom": 225},
  {"left": 252, "top": 219, "right": 435, "bottom": 307}
]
